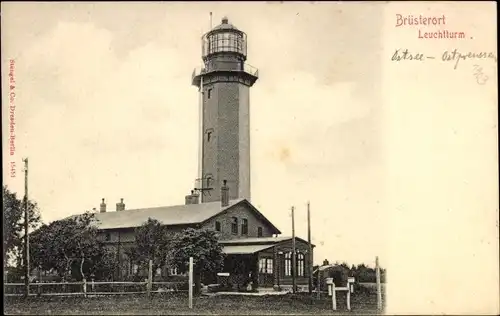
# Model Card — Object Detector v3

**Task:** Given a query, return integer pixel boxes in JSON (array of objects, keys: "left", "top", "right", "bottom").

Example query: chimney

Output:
[
  {"left": 99, "top": 198, "right": 106, "bottom": 213},
  {"left": 221, "top": 180, "right": 229, "bottom": 207},
  {"left": 185, "top": 190, "right": 199, "bottom": 205},
  {"left": 116, "top": 198, "right": 125, "bottom": 211}
]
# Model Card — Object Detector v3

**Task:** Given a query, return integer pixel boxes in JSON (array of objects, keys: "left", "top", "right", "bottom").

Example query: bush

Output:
[{"left": 326, "top": 265, "right": 349, "bottom": 287}]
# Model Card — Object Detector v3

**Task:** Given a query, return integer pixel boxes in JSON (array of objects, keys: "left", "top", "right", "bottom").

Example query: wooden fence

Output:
[{"left": 4, "top": 280, "right": 188, "bottom": 297}]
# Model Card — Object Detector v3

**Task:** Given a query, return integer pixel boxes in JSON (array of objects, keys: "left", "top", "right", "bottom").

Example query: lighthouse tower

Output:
[{"left": 191, "top": 17, "right": 259, "bottom": 203}]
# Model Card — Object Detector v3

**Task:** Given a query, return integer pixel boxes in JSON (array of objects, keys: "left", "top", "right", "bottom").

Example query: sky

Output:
[{"left": 4, "top": 1, "right": 384, "bottom": 267}]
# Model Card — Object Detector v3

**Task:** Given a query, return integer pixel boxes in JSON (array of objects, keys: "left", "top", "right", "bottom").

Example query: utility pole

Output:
[
  {"left": 23, "top": 158, "right": 30, "bottom": 298},
  {"left": 307, "top": 201, "right": 313, "bottom": 295},
  {"left": 291, "top": 206, "right": 296, "bottom": 294},
  {"left": 376, "top": 256, "right": 382, "bottom": 310}
]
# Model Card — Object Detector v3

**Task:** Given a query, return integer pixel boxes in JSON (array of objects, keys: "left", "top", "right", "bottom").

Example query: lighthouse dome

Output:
[{"left": 213, "top": 17, "right": 239, "bottom": 31}]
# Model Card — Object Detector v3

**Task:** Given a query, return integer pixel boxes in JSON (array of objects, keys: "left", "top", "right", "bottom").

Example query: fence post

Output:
[
  {"left": 188, "top": 257, "right": 193, "bottom": 309},
  {"left": 346, "top": 285, "right": 351, "bottom": 311},
  {"left": 147, "top": 259, "right": 153, "bottom": 299},
  {"left": 376, "top": 256, "right": 382, "bottom": 310},
  {"left": 91, "top": 278, "right": 95, "bottom": 292},
  {"left": 37, "top": 267, "right": 42, "bottom": 296},
  {"left": 347, "top": 277, "right": 354, "bottom": 311},
  {"left": 331, "top": 282, "right": 336, "bottom": 310},
  {"left": 83, "top": 278, "right": 87, "bottom": 297}
]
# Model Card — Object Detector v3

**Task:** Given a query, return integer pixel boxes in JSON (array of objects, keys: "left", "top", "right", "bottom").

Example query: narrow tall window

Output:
[
  {"left": 231, "top": 217, "right": 238, "bottom": 234},
  {"left": 241, "top": 218, "right": 248, "bottom": 235},
  {"left": 257, "top": 227, "right": 263, "bottom": 237},
  {"left": 284, "top": 252, "right": 292, "bottom": 276},
  {"left": 207, "top": 88, "right": 212, "bottom": 99},
  {"left": 215, "top": 221, "right": 221, "bottom": 232},
  {"left": 105, "top": 233, "right": 111, "bottom": 241},
  {"left": 297, "top": 253, "right": 305, "bottom": 277}
]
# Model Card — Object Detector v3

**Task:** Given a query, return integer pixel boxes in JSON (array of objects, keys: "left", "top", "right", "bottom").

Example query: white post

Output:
[
  {"left": 188, "top": 257, "right": 193, "bottom": 309},
  {"left": 83, "top": 278, "right": 87, "bottom": 297},
  {"left": 376, "top": 256, "right": 382, "bottom": 310},
  {"left": 91, "top": 278, "right": 95, "bottom": 292},
  {"left": 346, "top": 286, "right": 351, "bottom": 311},
  {"left": 148, "top": 259, "right": 153, "bottom": 298},
  {"left": 331, "top": 282, "right": 336, "bottom": 310}
]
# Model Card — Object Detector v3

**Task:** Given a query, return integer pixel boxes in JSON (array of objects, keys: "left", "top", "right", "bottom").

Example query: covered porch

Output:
[{"left": 216, "top": 237, "right": 314, "bottom": 292}]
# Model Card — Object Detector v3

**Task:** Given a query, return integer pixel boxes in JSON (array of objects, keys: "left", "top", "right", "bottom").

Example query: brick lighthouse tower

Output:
[{"left": 191, "top": 16, "right": 259, "bottom": 203}]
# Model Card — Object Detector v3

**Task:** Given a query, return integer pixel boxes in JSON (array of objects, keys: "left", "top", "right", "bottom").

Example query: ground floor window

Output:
[
  {"left": 259, "top": 258, "right": 273, "bottom": 274},
  {"left": 284, "top": 252, "right": 306, "bottom": 277},
  {"left": 297, "top": 253, "right": 305, "bottom": 276},
  {"left": 284, "top": 252, "right": 292, "bottom": 276}
]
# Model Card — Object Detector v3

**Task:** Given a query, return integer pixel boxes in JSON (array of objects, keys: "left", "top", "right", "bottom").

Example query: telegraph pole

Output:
[
  {"left": 291, "top": 206, "right": 296, "bottom": 294},
  {"left": 307, "top": 201, "right": 313, "bottom": 295},
  {"left": 376, "top": 256, "right": 382, "bottom": 310},
  {"left": 23, "top": 158, "right": 30, "bottom": 298}
]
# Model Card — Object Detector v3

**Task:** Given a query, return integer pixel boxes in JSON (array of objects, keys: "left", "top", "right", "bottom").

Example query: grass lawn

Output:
[{"left": 4, "top": 292, "right": 384, "bottom": 315}]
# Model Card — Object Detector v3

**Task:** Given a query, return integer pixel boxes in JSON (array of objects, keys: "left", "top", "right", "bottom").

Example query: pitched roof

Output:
[
  {"left": 222, "top": 244, "right": 274, "bottom": 255},
  {"left": 67, "top": 199, "right": 281, "bottom": 233},
  {"left": 220, "top": 236, "right": 314, "bottom": 247}
]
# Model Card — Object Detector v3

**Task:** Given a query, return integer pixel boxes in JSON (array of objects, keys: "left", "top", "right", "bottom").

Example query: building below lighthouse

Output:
[{"left": 64, "top": 17, "right": 314, "bottom": 292}]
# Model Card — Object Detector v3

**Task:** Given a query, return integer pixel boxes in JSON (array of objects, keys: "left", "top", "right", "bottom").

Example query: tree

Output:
[
  {"left": 169, "top": 228, "right": 225, "bottom": 295},
  {"left": 30, "top": 212, "right": 111, "bottom": 280},
  {"left": 128, "top": 218, "right": 170, "bottom": 281},
  {"left": 3, "top": 186, "right": 41, "bottom": 270}
]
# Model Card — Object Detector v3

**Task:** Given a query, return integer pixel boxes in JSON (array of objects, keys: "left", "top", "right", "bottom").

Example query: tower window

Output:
[
  {"left": 203, "top": 174, "right": 213, "bottom": 189},
  {"left": 205, "top": 129, "right": 214, "bottom": 142},
  {"left": 207, "top": 88, "right": 212, "bottom": 99},
  {"left": 215, "top": 221, "right": 221, "bottom": 232},
  {"left": 241, "top": 219, "right": 248, "bottom": 235},
  {"left": 257, "top": 227, "right": 263, "bottom": 237},
  {"left": 231, "top": 217, "right": 238, "bottom": 234}
]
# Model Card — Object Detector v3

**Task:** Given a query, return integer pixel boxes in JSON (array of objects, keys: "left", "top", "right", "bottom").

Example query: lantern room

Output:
[{"left": 202, "top": 16, "right": 248, "bottom": 62}]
